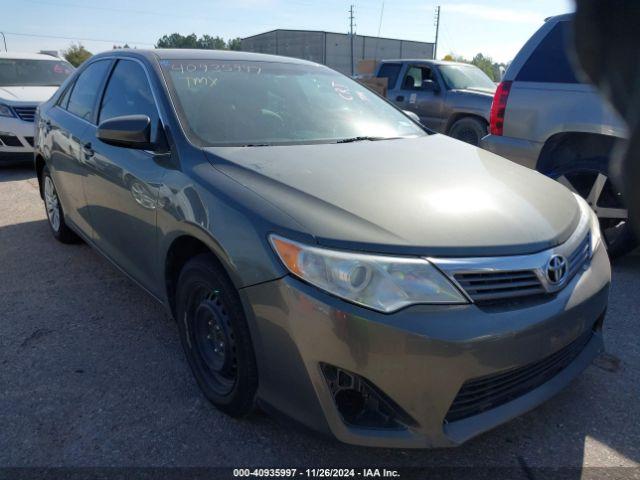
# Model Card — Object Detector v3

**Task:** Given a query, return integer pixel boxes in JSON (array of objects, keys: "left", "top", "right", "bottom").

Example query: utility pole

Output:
[
  {"left": 0, "top": 32, "right": 6, "bottom": 52},
  {"left": 433, "top": 5, "right": 440, "bottom": 60},
  {"left": 349, "top": 4, "right": 355, "bottom": 77}
]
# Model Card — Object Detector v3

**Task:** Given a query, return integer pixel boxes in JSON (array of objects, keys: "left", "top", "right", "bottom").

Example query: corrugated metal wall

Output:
[
  {"left": 325, "top": 32, "right": 364, "bottom": 74},
  {"left": 241, "top": 30, "right": 434, "bottom": 75}
]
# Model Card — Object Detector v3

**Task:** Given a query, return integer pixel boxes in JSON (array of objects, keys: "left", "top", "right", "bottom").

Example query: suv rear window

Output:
[{"left": 515, "top": 21, "right": 580, "bottom": 84}]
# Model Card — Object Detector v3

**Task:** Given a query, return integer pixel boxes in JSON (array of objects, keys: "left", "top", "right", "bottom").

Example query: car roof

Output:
[
  {"left": 380, "top": 59, "right": 469, "bottom": 67},
  {"left": 93, "top": 48, "right": 322, "bottom": 67},
  {"left": 545, "top": 13, "right": 573, "bottom": 22},
  {"left": 0, "top": 52, "right": 64, "bottom": 61}
]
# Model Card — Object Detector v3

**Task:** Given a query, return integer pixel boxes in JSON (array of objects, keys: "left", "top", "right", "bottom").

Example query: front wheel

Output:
[
  {"left": 448, "top": 117, "right": 487, "bottom": 146},
  {"left": 175, "top": 254, "right": 258, "bottom": 417},
  {"left": 551, "top": 160, "right": 637, "bottom": 258}
]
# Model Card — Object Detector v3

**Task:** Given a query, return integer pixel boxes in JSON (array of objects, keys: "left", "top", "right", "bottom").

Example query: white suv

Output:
[{"left": 0, "top": 52, "right": 73, "bottom": 164}]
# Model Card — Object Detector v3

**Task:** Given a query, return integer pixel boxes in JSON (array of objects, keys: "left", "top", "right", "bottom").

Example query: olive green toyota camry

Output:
[{"left": 34, "top": 49, "right": 610, "bottom": 448}]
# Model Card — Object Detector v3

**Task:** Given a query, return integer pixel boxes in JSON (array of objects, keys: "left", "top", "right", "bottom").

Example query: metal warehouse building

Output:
[{"left": 241, "top": 30, "right": 435, "bottom": 75}]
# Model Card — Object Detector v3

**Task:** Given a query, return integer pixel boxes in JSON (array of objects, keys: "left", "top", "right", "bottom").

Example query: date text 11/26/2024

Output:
[{"left": 233, "top": 468, "right": 400, "bottom": 478}]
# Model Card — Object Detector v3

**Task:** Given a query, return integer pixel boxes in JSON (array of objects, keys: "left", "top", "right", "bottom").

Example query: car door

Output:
[
  {"left": 394, "top": 64, "right": 447, "bottom": 131},
  {"left": 82, "top": 58, "right": 167, "bottom": 296},
  {"left": 45, "top": 59, "right": 112, "bottom": 237}
]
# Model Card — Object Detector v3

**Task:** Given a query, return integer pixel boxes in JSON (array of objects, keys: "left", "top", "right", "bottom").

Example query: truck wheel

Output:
[
  {"left": 42, "top": 166, "right": 80, "bottom": 244},
  {"left": 175, "top": 253, "right": 258, "bottom": 417},
  {"left": 550, "top": 159, "right": 637, "bottom": 258},
  {"left": 448, "top": 117, "right": 487, "bottom": 146}
]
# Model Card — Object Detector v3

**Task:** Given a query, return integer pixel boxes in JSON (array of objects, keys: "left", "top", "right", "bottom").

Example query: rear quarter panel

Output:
[{"left": 503, "top": 82, "right": 627, "bottom": 143}]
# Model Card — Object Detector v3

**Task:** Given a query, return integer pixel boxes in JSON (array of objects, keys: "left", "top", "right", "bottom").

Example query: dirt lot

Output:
[{"left": 1, "top": 165, "right": 639, "bottom": 476}]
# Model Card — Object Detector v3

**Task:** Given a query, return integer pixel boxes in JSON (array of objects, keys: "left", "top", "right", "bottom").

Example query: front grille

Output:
[
  {"left": 454, "top": 270, "right": 545, "bottom": 303},
  {"left": 445, "top": 329, "right": 593, "bottom": 422},
  {"left": 0, "top": 134, "right": 22, "bottom": 147},
  {"left": 453, "top": 233, "right": 592, "bottom": 305},
  {"left": 13, "top": 106, "right": 37, "bottom": 122},
  {"left": 567, "top": 233, "right": 591, "bottom": 280}
]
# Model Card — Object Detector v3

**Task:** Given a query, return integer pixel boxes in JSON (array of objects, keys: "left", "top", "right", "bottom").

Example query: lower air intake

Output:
[{"left": 445, "top": 328, "right": 594, "bottom": 422}]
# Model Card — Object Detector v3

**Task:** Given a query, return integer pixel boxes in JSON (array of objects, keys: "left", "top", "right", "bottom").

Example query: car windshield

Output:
[
  {"left": 0, "top": 59, "right": 74, "bottom": 87},
  {"left": 160, "top": 59, "right": 427, "bottom": 146},
  {"left": 439, "top": 64, "right": 496, "bottom": 91}
]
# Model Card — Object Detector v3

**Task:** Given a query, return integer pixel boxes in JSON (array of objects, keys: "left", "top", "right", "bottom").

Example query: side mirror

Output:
[
  {"left": 97, "top": 115, "right": 153, "bottom": 150},
  {"left": 422, "top": 79, "right": 441, "bottom": 93},
  {"left": 402, "top": 110, "right": 421, "bottom": 123}
]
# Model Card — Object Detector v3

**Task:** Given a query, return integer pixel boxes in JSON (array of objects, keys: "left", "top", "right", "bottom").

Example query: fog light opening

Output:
[
  {"left": 320, "top": 363, "right": 418, "bottom": 430},
  {"left": 334, "top": 389, "right": 365, "bottom": 422}
]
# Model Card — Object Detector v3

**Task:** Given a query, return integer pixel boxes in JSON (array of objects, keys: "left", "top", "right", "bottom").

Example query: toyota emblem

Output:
[{"left": 546, "top": 254, "right": 568, "bottom": 285}]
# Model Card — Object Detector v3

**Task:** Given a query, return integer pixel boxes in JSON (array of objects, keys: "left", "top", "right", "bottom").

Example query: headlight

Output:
[
  {"left": 574, "top": 194, "right": 602, "bottom": 255},
  {"left": 269, "top": 235, "right": 467, "bottom": 313},
  {"left": 0, "top": 103, "right": 14, "bottom": 118}
]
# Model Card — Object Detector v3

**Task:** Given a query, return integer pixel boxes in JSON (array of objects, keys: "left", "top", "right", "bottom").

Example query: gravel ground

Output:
[{"left": 0, "top": 165, "right": 638, "bottom": 475}]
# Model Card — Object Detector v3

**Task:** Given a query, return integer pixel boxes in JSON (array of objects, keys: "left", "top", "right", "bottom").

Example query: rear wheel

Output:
[
  {"left": 550, "top": 159, "right": 637, "bottom": 258},
  {"left": 42, "top": 167, "right": 79, "bottom": 244},
  {"left": 176, "top": 254, "right": 258, "bottom": 417},
  {"left": 448, "top": 117, "right": 487, "bottom": 146}
]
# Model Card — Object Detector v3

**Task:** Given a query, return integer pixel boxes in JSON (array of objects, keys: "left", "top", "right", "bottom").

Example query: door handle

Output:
[
  {"left": 82, "top": 142, "right": 94, "bottom": 157},
  {"left": 396, "top": 95, "right": 405, "bottom": 102}
]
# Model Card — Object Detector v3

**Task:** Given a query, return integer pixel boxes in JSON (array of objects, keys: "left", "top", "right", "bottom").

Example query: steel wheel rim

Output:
[
  {"left": 187, "top": 284, "right": 237, "bottom": 396},
  {"left": 555, "top": 169, "right": 628, "bottom": 247},
  {"left": 44, "top": 176, "right": 61, "bottom": 232}
]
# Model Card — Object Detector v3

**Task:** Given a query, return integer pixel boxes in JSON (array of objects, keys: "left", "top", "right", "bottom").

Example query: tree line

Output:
[
  {"left": 62, "top": 34, "right": 244, "bottom": 67},
  {"left": 61, "top": 34, "right": 506, "bottom": 84},
  {"left": 442, "top": 52, "right": 507, "bottom": 82}
]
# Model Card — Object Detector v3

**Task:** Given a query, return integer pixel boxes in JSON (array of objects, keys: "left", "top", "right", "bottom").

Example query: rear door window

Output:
[
  {"left": 516, "top": 21, "right": 580, "bottom": 83},
  {"left": 67, "top": 60, "right": 111, "bottom": 122},
  {"left": 57, "top": 82, "right": 74, "bottom": 109},
  {"left": 377, "top": 63, "right": 402, "bottom": 89}
]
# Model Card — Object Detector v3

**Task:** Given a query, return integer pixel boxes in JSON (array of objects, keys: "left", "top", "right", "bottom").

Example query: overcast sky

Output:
[{"left": 1, "top": 0, "right": 574, "bottom": 63}]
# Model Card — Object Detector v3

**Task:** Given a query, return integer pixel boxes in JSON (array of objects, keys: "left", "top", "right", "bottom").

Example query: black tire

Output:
[
  {"left": 448, "top": 117, "right": 487, "bottom": 146},
  {"left": 41, "top": 166, "right": 80, "bottom": 244},
  {"left": 549, "top": 158, "right": 638, "bottom": 259},
  {"left": 176, "top": 254, "right": 258, "bottom": 417}
]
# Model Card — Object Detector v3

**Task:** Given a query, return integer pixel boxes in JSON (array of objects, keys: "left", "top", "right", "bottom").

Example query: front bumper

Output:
[
  {"left": 241, "top": 242, "right": 610, "bottom": 448},
  {"left": 480, "top": 134, "right": 543, "bottom": 170},
  {"left": 0, "top": 116, "right": 35, "bottom": 163}
]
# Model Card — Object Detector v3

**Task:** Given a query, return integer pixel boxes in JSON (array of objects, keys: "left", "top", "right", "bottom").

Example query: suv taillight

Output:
[{"left": 489, "top": 81, "right": 512, "bottom": 136}]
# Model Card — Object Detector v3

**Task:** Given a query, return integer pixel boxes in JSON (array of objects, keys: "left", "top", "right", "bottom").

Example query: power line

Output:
[
  {"left": 376, "top": 1, "right": 385, "bottom": 37},
  {"left": 15, "top": 0, "right": 340, "bottom": 23},
  {"left": 0, "top": 30, "right": 154, "bottom": 46}
]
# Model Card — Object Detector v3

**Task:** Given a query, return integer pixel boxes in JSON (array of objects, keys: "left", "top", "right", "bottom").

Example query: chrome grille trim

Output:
[
  {"left": 430, "top": 204, "right": 593, "bottom": 304},
  {"left": 13, "top": 106, "right": 37, "bottom": 122},
  {"left": 453, "top": 270, "right": 545, "bottom": 303}
]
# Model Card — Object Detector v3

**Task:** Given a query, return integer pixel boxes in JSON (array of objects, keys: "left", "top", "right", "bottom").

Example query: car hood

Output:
[
  {"left": 0, "top": 86, "right": 59, "bottom": 103},
  {"left": 204, "top": 135, "right": 580, "bottom": 256}
]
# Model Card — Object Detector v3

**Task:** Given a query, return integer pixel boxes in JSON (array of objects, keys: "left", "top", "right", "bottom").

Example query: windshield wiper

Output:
[{"left": 335, "top": 136, "right": 401, "bottom": 143}]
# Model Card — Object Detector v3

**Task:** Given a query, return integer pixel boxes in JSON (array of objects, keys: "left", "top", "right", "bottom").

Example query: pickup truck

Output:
[{"left": 362, "top": 59, "right": 496, "bottom": 146}]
